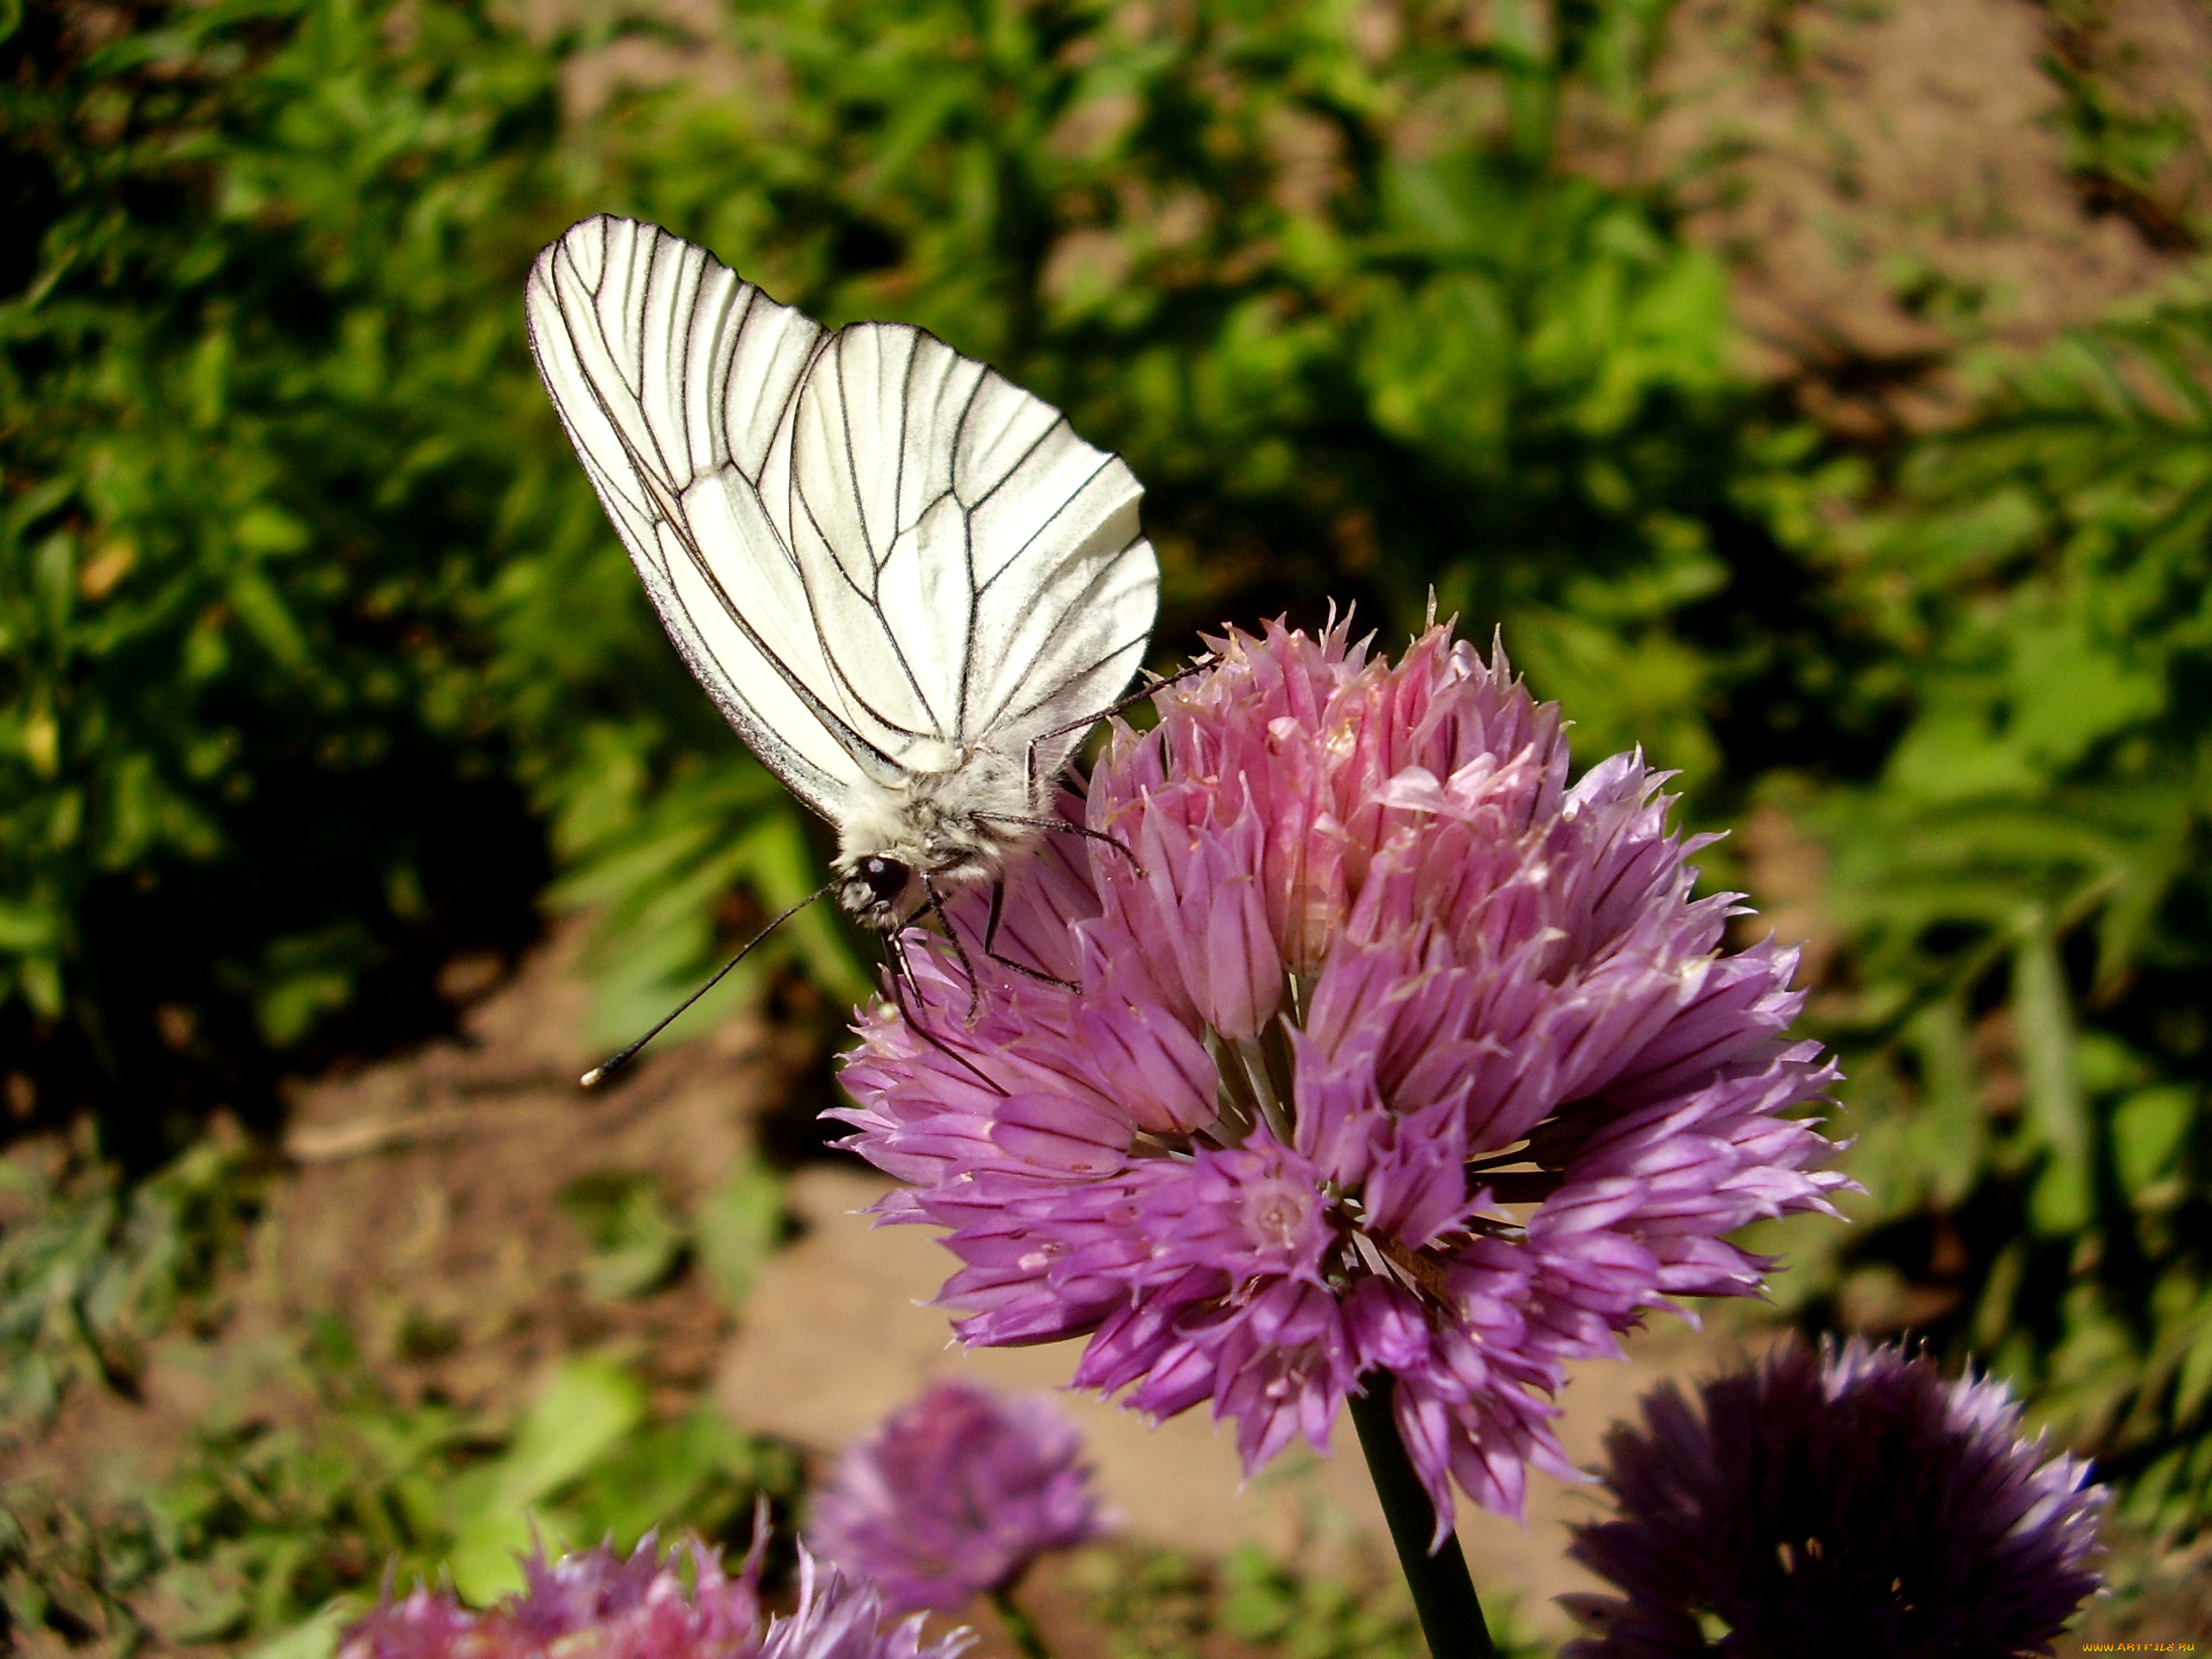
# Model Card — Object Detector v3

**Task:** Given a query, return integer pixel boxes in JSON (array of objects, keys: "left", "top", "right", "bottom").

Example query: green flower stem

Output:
[
  {"left": 989, "top": 1586, "right": 1052, "bottom": 1659},
  {"left": 1349, "top": 1374, "right": 1501, "bottom": 1659}
]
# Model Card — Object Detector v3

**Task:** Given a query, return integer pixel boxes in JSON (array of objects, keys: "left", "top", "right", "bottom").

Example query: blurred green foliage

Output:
[
  {"left": 1, "top": 1117, "right": 802, "bottom": 1649},
  {"left": 559, "top": 1168, "right": 691, "bottom": 1300},
  {"left": 610, "top": 0, "right": 1841, "bottom": 783},
  {"left": 2038, "top": 0, "right": 2212, "bottom": 256},
  {"left": 556, "top": 1155, "right": 785, "bottom": 1305},
  {"left": 1064, "top": 1537, "right": 1545, "bottom": 1659},
  {"left": 435, "top": 1351, "right": 793, "bottom": 1605},
  {"left": 0, "top": 1132, "right": 259, "bottom": 1434},
  {"left": 1790, "top": 293, "right": 2212, "bottom": 1544},
  {"left": 0, "top": 1333, "right": 799, "bottom": 1649},
  {"left": 0, "top": 0, "right": 861, "bottom": 1151},
  {"left": 2, "top": 0, "right": 569, "bottom": 1142},
  {"left": 1215, "top": 1542, "right": 1425, "bottom": 1659}
]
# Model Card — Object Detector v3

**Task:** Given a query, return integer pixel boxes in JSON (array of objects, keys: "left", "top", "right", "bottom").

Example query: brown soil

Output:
[
  {"left": 1654, "top": 0, "right": 2207, "bottom": 435},
  {"left": 2, "top": 923, "right": 813, "bottom": 1529}
]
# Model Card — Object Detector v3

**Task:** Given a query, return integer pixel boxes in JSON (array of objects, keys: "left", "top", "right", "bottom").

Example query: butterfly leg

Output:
[
  {"left": 884, "top": 921, "right": 924, "bottom": 1007},
  {"left": 920, "top": 874, "right": 991, "bottom": 1027},
  {"left": 977, "top": 874, "right": 1081, "bottom": 995},
  {"left": 884, "top": 922, "right": 1007, "bottom": 1094}
]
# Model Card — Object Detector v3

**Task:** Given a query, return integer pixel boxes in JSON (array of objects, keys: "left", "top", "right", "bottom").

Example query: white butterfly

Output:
[{"left": 524, "top": 216, "right": 1159, "bottom": 941}]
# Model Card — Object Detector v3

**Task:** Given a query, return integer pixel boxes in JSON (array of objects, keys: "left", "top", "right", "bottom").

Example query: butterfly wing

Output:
[
  {"left": 527, "top": 215, "right": 1156, "bottom": 825},
  {"left": 785, "top": 323, "right": 1158, "bottom": 782},
  {"left": 528, "top": 215, "right": 869, "bottom": 821}
]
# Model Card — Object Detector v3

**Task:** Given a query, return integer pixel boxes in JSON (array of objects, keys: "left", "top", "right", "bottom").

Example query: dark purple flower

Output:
[
  {"left": 339, "top": 1532, "right": 971, "bottom": 1659},
  {"left": 1560, "top": 1338, "right": 2106, "bottom": 1658},
  {"left": 836, "top": 620, "right": 1848, "bottom": 1535},
  {"left": 809, "top": 1379, "right": 1107, "bottom": 1614}
]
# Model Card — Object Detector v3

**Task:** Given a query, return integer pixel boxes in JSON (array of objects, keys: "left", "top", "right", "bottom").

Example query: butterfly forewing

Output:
[
  {"left": 529, "top": 219, "right": 877, "bottom": 818},
  {"left": 525, "top": 213, "right": 1158, "bottom": 873}
]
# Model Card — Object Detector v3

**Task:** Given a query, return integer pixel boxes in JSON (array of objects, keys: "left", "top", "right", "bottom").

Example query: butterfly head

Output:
[
  {"left": 830, "top": 762, "right": 1039, "bottom": 929},
  {"left": 835, "top": 853, "right": 916, "bottom": 928}
]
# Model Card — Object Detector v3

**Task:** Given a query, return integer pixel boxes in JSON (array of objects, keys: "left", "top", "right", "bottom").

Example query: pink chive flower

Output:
[
  {"left": 340, "top": 1533, "right": 971, "bottom": 1659},
  {"left": 835, "top": 619, "right": 1849, "bottom": 1535},
  {"left": 1560, "top": 1338, "right": 2106, "bottom": 1657},
  {"left": 808, "top": 1379, "right": 1107, "bottom": 1614}
]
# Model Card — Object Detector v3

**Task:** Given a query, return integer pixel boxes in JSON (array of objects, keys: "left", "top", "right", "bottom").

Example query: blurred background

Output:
[{"left": 4, "top": 0, "right": 2212, "bottom": 1650}]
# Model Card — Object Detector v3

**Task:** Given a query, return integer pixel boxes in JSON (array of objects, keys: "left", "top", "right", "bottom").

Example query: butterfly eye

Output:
[{"left": 858, "top": 856, "right": 910, "bottom": 906}]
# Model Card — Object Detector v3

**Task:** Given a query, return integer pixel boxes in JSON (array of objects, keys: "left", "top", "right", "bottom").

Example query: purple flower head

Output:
[
  {"left": 339, "top": 1531, "right": 973, "bottom": 1659},
  {"left": 809, "top": 1379, "right": 1107, "bottom": 1614},
  {"left": 836, "top": 620, "right": 1848, "bottom": 1535},
  {"left": 1560, "top": 1338, "right": 2107, "bottom": 1658}
]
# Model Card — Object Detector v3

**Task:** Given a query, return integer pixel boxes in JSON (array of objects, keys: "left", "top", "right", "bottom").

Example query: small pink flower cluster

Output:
[
  {"left": 340, "top": 1534, "right": 969, "bottom": 1659},
  {"left": 810, "top": 1379, "right": 1105, "bottom": 1614}
]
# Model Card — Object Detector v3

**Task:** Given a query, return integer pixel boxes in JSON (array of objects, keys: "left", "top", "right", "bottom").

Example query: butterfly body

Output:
[
  {"left": 525, "top": 215, "right": 1157, "bottom": 933},
  {"left": 828, "top": 742, "right": 1039, "bottom": 926}
]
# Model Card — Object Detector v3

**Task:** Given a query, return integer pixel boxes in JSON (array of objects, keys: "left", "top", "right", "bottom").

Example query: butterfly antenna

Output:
[{"left": 580, "top": 880, "right": 836, "bottom": 1089}]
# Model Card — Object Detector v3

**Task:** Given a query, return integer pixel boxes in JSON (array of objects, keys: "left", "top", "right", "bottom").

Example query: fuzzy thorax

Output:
[{"left": 830, "top": 742, "right": 1040, "bottom": 927}]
